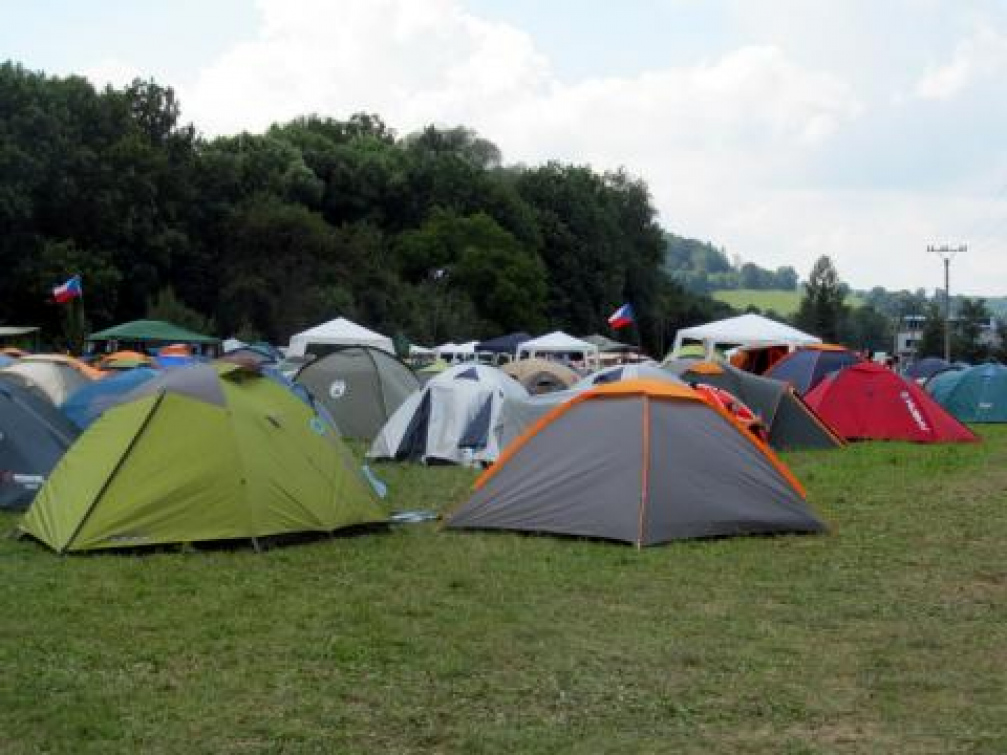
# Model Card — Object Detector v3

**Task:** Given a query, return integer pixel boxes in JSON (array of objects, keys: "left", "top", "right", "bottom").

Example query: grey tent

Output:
[
  {"left": 368, "top": 363, "right": 527, "bottom": 465},
  {"left": 494, "top": 362, "right": 684, "bottom": 450},
  {"left": 572, "top": 362, "right": 684, "bottom": 390},
  {"left": 445, "top": 379, "right": 824, "bottom": 546},
  {"left": 295, "top": 346, "right": 419, "bottom": 440},
  {"left": 664, "top": 359, "right": 843, "bottom": 450},
  {"left": 0, "top": 375, "right": 79, "bottom": 509}
]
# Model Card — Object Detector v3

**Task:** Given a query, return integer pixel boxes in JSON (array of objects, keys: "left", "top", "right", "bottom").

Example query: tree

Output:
[
  {"left": 916, "top": 301, "right": 945, "bottom": 358},
  {"left": 794, "top": 256, "right": 848, "bottom": 342},
  {"left": 953, "top": 297, "right": 992, "bottom": 363}
]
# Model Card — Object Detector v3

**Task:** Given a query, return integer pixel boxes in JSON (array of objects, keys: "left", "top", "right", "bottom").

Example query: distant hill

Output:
[{"left": 713, "top": 289, "right": 864, "bottom": 316}]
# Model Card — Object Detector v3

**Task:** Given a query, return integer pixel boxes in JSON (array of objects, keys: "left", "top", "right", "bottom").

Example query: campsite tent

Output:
[
  {"left": 0, "top": 376, "right": 79, "bottom": 510},
  {"left": 927, "top": 362, "right": 1007, "bottom": 422},
  {"left": 445, "top": 379, "right": 824, "bottom": 546},
  {"left": 476, "top": 332, "right": 532, "bottom": 357},
  {"left": 60, "top": 367, "right": 159, "bottom": 429},
  {"left": 670, "top": 314, "right": 820, "bottom": 360},
  {"left": 502, "top": 358, "right": 579, "bottom": 395},
  {"left": 905, "top": 357, "right": 954, "bottom": 383},
  {"left": 21, "top": 363, "right": 386, "bottom": 553},
  {"left": 516, "top": 332, "right": 600, "bottom": 369},
  {"left": 573, "top": 362, "right": 683, "bottom": 390},
  {"left": 368, "top": 363, "right": 527, "bottom": 465},
  {"left": 294, "top": 345, "right": 420, "bottom": 440},
  {"left": 765, "top": 346, "right": 863, "bottom": 395},
  {"left": 664, "top": 359, "right": 843, "bottom": 450},
  {"left": 1, "top": 356, "right": 103, "bottom": 405},
  {"left": 88, "top": 320, "right": 219, "bottom": 352},
  {"left": 804, "top": 362, "right": 977, "bottom": 442},
  {"left": 287, "top": 317, "right": 393, "bottom": 358}
]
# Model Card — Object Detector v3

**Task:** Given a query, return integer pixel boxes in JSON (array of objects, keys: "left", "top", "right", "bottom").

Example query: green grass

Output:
[
  {"left": 713, "top": 289, "right": 864, "bottom": 315},
  {"left": 2, "top": 432, "right": 1006, "bottom": 753}
]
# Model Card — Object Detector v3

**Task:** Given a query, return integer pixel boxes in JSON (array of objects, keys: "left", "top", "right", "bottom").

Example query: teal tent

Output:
[{"left": 928, "top": 362, "right": 1007, "bottom": 422}]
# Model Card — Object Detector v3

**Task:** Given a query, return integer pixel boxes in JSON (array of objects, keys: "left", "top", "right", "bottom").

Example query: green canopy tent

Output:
[
  {"left": 87, "top": 320, "right": 220, "bottom": 355},
  {"left": 21, "top": 363, "right": 386, "bottom": 553}
]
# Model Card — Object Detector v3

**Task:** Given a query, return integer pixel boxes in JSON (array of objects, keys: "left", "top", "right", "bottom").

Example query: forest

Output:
[{"left": 0, "top": 62, "right": 731, "bottom": 355}]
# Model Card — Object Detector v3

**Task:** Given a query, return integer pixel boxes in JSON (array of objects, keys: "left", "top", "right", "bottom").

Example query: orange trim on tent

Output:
[
  {"left": 685, "top": 361, "right": 724, "bottom": 376},
  {"left": 473, "top": 378, "right": 807, "bottom": 500},
  {"left": 802, "top": 343, "right": 853, "bottom": 352}
]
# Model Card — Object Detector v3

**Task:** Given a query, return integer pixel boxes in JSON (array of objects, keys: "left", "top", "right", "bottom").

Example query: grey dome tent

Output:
[
  {"left": 295, "top": 346, "right": 419, "bottom": 440},
  {"left": 0, "top": 375, "right": 79, "bottom": 509},
  {"left": 664, "top": 359, "right": 843, "bottom": 450},
  {"left": 446, "top": 380, "right": 824, "bottom": 546}
]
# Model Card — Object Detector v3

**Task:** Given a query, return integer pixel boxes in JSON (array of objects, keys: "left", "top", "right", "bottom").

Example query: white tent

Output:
[
  {"left": 670, "top": 314, "right": 820, "bottom": 359},
  {"left": 368, "top": 363, "right": 528, "bottom": 465},
  {"left": 516, "top": 332, "right": 600, "bottom": 369},
  {"left": 287, "top": 317, "right": 393, "bottom": 357}
]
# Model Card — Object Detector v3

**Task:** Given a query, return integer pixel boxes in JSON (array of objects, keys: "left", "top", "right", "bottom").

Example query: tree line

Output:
[
  {"left": 0, "top": 62, "right": 732, "bottom": 355},
  {"left": 664, "top": 234, "right": 800, "bottom": 294}
]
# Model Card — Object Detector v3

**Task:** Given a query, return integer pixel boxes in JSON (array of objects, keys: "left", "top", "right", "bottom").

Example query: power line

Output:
[{"left": 927, "top": 244, "right": 967, "bottom": 362}]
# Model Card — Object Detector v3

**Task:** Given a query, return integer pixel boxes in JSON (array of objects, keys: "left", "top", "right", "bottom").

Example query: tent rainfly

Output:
[
  {"left": 88, "top": 320, "right": 219, "bottom": 347},
  {"left": 476, "top": 332, "right": 533, "bottom": 356},
  {"left": 516, "top": 332, "right": 600, "bottom": 369},
  {"left": 287, "top": 318, "right": 393, "bottom": 358},
  {"left": 445, "top": 379, "right": 824, "bottom": 546},
  {"left": 670, "top": 314, "right": 820, "bottom": 360}
]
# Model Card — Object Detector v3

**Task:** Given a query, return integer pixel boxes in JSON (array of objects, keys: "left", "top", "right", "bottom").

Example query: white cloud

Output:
[
  {"left": 915, "top": 26, "right": 1007, "bottom": 100},
  {"left": 83, "top": 58, "right": 143, "bottom": 89},
  {"left": 175, "top": 0, "right": 1007, "bottom": 294}
]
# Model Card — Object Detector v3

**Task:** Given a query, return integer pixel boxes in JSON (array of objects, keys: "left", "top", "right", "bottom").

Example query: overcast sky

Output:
[{"left": 5, "top": 0, "right": 1007, "bottom": 294}]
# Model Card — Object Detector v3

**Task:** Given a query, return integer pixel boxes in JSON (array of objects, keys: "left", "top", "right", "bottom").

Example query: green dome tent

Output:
[{"left": 21, "top": 363, "right": 385, "bottom": 553}]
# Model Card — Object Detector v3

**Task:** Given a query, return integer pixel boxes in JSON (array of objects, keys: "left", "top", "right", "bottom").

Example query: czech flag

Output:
[
  {"left": 52, "top": 275, "right": 82, "bottom": 303},
  {"left": 607, "top": 303, "right": 634, "bottom": 329}
]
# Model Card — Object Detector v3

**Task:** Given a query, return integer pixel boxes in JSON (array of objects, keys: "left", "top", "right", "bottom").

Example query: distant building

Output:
[
  {"left": 896, "top": 314, "right": 1000, "bottom": 362},
  {"left": 895, "top": 315, "right": 925, "bottom": 361}
]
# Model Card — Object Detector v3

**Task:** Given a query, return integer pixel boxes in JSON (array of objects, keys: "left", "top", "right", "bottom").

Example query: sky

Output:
[{"left": 5, "top": 0, "right": 1007, "bottom": 295}]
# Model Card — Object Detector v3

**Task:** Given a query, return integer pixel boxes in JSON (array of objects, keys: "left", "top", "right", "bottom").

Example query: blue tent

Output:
[
  {"left": 60, "top": 367, "right": 159, "bottom": 429},
  {"left": 928, "top": 362, "right": 1007, "bottom": 422},
  {"left": 905, "top": 357, "right": 954, "bottom": 382},
  {"left": 476, "top": 332, "right": 532, "bottom": 355}
]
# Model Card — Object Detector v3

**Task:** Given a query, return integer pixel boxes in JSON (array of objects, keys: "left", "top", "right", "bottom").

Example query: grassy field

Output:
[
  {"left": 713, "top": 289, "right": 864, "bottom": 315},
  {"left": 1, "top": 432, "right": 1006, "bottom": 753}
]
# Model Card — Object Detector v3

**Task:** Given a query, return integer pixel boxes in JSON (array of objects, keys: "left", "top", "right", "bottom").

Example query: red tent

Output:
[{"left": 804, "top": 362, "right": 978, "bottom": 443}]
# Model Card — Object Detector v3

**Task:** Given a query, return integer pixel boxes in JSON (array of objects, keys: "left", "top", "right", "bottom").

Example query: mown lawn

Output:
[
  {"left": 1, "top": 430, "right": 1005, "bottom": 753},
  {"left": 713, "top": 289, "right": 864, "bottom": 316}
]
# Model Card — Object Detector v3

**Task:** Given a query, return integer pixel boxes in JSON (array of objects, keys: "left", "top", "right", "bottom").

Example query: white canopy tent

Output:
[
  {"left": 287, "top": 317, "right": 394, "bottom": 357},
  {"left": 516, "top": 331, "right": 600, "bottom": 370},
  {"left": 670, "top": 314, "right": 820, "bottom": 359}
]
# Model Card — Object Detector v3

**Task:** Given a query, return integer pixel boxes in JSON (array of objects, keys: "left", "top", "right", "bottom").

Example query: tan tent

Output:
[{"left": 502, "top": 358, "right": 579, "bottom": 395}]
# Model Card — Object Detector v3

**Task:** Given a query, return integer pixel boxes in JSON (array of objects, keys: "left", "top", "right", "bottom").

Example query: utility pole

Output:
[{"left": 927, "top": 244, "right": 967, "bottom": 362}]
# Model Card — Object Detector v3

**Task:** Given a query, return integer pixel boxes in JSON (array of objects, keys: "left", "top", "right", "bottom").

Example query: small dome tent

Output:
[
  {"left": 805, "top": 362, "right": 977, "bottom": 443},
  {"left": 368, "top": 364, "right": 527, "bottom": 465},
  {"left": 927, "top": 362, "right": 1007, "bottom": 423},
  {"left": 764, "top": 345, "right": 863, "bottom": 395},
  {"left": 665, "top": 359, "right": 843, "bottom": 451},
  {"left": 445, "top": 380, "right": 824, "bottom": 546},
  {"left": 294, "top": 345, "right": 419, "bottom": 440},
  {"left": 21, "top": 363, "right": 385, "bottom": 553},
  {"left": 0, "top": 376, "right": 79, "bottom": 510}
]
